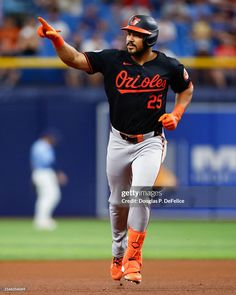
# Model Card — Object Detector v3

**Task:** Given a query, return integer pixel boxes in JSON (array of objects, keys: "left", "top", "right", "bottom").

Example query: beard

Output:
[{"left": 126, "top": 41, "right": 147, "bottom": 56}]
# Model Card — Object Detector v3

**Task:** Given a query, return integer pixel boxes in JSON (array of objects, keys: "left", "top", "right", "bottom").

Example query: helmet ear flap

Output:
[{"left": 143, "top": 30, "right": 159, "bottom": 47}]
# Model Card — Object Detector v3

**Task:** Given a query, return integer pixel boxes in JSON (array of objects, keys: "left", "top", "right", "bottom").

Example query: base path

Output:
[{"left": 0, "top": 260, "right": 235, "bottom": 295}]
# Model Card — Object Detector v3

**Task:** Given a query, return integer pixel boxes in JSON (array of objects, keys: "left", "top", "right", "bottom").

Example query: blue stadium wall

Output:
[
  {"left": 0, "top": 86, "right": 235, "bottom": 218},
  {"left": 0, "top": 87, "right": 107, "bottom": 217}
]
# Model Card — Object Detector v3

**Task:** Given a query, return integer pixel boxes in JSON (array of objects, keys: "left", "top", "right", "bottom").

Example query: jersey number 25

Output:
[{"left": 147, "top": 94, "right": 162, "bottom": 109}]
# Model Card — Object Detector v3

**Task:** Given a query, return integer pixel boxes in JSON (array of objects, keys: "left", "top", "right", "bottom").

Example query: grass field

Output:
[{"left": 0, "top": 219, "right": 235, "bottom": 260}]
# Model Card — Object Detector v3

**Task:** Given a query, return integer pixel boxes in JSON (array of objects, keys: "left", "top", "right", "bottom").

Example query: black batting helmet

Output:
[{"left": 121, "top": 15, "right": 159, "bottom": 47}]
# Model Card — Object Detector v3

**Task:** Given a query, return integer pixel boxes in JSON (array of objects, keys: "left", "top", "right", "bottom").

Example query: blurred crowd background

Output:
[{"left": 0, "top": 0, "right": 235, "bottom": 88}]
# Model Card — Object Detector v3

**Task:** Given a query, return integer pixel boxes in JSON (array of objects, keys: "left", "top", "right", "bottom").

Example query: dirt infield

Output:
[{"left": 0, "top": 260, "right": 235, "bottom": 295}]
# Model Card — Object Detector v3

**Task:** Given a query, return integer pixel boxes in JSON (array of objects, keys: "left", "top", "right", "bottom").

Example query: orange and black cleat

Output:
[
  {"left": 110, "top": 257, "right": 123, "bottom": 281},
  {"left": 123, "top": 258, "right": 142, "bottom": 284}
]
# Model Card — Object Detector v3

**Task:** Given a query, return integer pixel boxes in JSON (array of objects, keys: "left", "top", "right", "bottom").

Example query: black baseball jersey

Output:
[{"left": 84, "top": 49, "right": 191, "bottom": 134}]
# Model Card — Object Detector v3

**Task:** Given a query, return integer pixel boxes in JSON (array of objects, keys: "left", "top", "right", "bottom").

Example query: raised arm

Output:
[{"left": 37, "top": 17, "right": 90, "bottom": 72}]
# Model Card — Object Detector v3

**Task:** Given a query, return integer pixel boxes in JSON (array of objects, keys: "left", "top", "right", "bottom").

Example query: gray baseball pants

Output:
[{"left": 107, "top": 127, "right": 167, "bottom": 258}]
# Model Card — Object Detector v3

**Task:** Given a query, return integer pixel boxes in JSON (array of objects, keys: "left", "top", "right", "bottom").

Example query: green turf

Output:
[{"left": 0, "top": 219, "right": 235, "bottom": 260}]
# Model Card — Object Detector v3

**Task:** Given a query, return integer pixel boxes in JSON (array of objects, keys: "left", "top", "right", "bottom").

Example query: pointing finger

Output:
[{"left": 38, "top": 16, "right": 48, "bottom": 26}]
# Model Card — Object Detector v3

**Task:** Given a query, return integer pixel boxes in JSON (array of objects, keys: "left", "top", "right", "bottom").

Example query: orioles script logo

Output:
[{"left": 115, "top": 70, "right": 167, "bottom": 94}]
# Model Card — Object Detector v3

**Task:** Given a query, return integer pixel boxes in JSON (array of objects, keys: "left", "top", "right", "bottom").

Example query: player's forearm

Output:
[
  {"left": 55, "top": 42, "right": 79, "bottom": 67},
  {"left": 175, "top": 82, "right": 194, "bottom": 111},
  {"left": 159, "top": 82, "right": 193, "bottom": 130},
  {"left": 55, "top": 42, "right": 88, "bottom": 71}
]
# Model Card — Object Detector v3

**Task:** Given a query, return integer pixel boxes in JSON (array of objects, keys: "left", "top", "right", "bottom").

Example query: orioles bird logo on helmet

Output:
[{"left": 130, "top": 17, "right": 141, "bottom": 26}]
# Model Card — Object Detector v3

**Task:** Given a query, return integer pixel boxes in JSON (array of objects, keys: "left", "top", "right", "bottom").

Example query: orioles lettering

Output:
[{"left": 115, "top": 70, "right": 167, "bottom": 94}]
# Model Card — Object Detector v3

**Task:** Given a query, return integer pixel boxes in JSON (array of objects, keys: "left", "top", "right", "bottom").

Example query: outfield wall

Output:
[{"left": 0, "top": 87, "right": 235, "bottom": 218}]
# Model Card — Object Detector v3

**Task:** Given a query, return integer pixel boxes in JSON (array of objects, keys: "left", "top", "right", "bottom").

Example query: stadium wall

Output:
[{"left": 0, "top": 87, "right": 235, "bottom": 218}]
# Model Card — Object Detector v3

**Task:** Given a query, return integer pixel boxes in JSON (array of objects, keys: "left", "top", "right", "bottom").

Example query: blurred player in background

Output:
[{"left": 30, "top": 129, "right": 67, "bottom": 231}]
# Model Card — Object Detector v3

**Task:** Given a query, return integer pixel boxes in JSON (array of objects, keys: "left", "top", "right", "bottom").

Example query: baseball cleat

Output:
[
  {"left": 110, "top": 257, "right": 123, "bottom": 281},
  {"left": 124, "top": 272, "right": 142, "bottom": 284},
  {"left": 123, "top": 259, "right": 142, "bottom": 284},
  {"left": 33, "top": 219, "right": 57, "bottom": 231}
]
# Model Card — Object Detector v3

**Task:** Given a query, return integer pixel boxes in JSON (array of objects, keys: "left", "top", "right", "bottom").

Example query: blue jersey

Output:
[{"left": 30, "top": 139, "right": 55, "bottom": 170}]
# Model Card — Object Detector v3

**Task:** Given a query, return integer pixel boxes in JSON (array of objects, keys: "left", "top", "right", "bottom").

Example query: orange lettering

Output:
[{"left": 115, "top": 70, "right": 167, "bottom": 94}]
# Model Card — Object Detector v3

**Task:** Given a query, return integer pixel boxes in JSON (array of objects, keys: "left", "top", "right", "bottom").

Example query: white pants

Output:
[
  {"left": 32, "top": 169, "right": 61, "bottom": 225},
  {"left": 107, "top": 130, "right": 167, "bottom": 257}
]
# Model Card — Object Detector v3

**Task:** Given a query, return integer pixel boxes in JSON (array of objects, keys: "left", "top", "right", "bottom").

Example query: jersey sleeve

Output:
[
  {"left": 169, "top": 59, "right": 191, "bottom": 93},
  {"left": 83, "top": 49, "right": 116, "bottom": 74}
]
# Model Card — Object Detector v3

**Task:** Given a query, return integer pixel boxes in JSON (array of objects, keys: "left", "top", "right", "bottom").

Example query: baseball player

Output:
[
  {"left": 30, "top": 129, "right": 67, "bottom": 230},
  {"left": 37, "top": 15, "right": 193, "bottom": 283}
]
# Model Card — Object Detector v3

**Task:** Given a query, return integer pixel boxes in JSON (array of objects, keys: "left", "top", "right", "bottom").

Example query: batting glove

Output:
[
  {"left": 37, "top": 16, "right": 64, "bottom": 48},
  {"left": 159, "top": 105, "right": 185, "bottom": 131}
]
